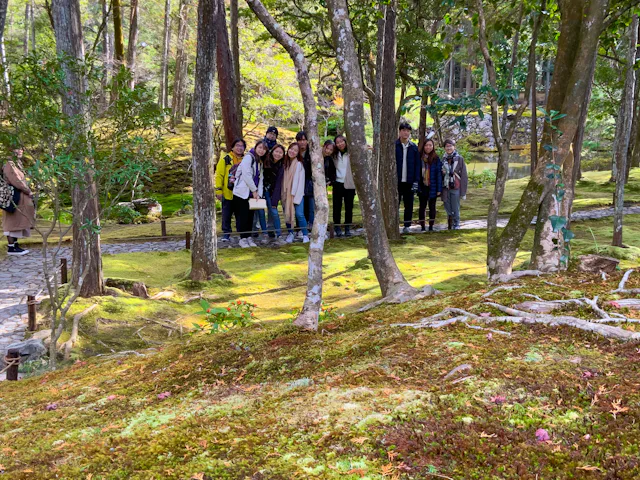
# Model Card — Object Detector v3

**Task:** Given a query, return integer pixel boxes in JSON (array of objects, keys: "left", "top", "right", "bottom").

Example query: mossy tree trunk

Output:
[
  {"left": 326, "top": 0, "right": 430, "bottom": 301},
  {"left": 215, "top": 0, "right": 242, "bottom": 151},
  {"left": 246, "top": 0, "right": 329, "bottom": 331},
  {"left": 170, "top": 0, "right": 191, "bottom": 128},
  {"left": 485, "top": 0, "right": 607, "bottom": 280},
  {"left": 230, "top": 0, "right": 242, "bottom": 127},
  {"left": 612, "top": 14, "right": 639, "bottom": 247},
  {"left": 112, "top": 0, "right": 125, "bottom": 66},
  {"left": 190, "top": 0, "right": 223, "bottom": 281}
]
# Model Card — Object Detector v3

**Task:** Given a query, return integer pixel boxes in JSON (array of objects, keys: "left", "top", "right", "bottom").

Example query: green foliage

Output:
[
  {"left": 288, "top": 302, "right": 342, "bottom": 324},
  {"left": 109, "top": 204, "right": 142, "bottom": 224},
  {"left": 468, "top": 168, "right": 497, "bottom": 188},
  {"left": 196, "top": 299, "right": 257, "bottom": 333}
]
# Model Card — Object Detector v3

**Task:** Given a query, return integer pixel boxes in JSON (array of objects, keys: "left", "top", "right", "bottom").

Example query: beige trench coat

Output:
[{"left": 2, "top": 161, "right": 36, "bottom": 232}]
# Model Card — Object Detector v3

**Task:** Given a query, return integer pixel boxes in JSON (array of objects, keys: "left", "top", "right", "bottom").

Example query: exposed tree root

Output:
[
  {"left": 482, "top": 285, "right": 523, "bottom": 298},
  {"left": 359, "top": 284, "right": 439, "bottom": 312},
  {"left": 489, "top": 270, "right": 543, "bottom": 284},
  {"left": 393, "top": 302, "right": 640, "bottom": 341},
  {"left": 612, "top": 269, "right": 640, "bottom": 294},
  {"left": 62, "top": 304, "right": 98, "bottom": 360}
]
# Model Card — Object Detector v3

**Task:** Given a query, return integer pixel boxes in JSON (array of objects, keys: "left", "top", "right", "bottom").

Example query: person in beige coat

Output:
[{"left": 2, "top": 149, "right": 35, "bottom": 256}]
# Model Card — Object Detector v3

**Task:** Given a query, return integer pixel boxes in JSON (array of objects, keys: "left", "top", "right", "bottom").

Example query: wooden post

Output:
[
  {"left": 328, "top": 223, "right": 335, "bottom": 239},
  {"left": 185, "top": 231, "right": 191, "bottom": 250},
  {"left": 60, "top": 258, "right": 68, "bottom": 284},
  {"left": 6, "top": 349, "right": 19, "bottom": 381},
  {"left": 27, "top": 295, "right": 36, "bottom": 331},
  {"left": 161, "top": 220, "right": 167, "bottom": 239}
]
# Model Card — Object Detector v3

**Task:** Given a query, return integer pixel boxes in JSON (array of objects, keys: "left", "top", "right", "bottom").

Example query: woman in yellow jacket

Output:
[{"left": 215, "top": 138, "right": 246, "bottom": 242}]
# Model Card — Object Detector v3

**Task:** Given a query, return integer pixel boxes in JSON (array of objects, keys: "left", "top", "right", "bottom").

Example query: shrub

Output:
[
  {"left": 109, "top": 204, "right": 141, "bottom": 224},
  {"left": 195, "top": 299, "right": 256, "bottom": 333},
  {"left": 468, "top": 169, "right": 497, "bottom": 188}
]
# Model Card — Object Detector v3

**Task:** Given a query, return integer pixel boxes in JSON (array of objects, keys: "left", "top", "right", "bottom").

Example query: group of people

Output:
[{"left": 214, "top": 122, "right": 468, "bottom": 248}]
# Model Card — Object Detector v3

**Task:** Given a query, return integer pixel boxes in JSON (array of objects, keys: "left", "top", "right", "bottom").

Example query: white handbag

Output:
[{"left": 249, "top": 198, "right": 267, "bottom": 210}]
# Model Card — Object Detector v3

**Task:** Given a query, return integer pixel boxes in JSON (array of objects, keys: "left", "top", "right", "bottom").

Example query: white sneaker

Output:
[
  {"left": 302, "top": 235, "right": 310, "bottom": 244},
  {"left": 247, "top": 238, "right": 257, "bottom": 247},
  {"left": 275, "top": 235, "right": 286, "bottom": 245},
  {"left": 286, "top": 232, "right": 295, "bottom": 243},
  {"left": 297, "top": 231, "right": 303, "bottom": 238},
  {"left": 239, "top": 238, "right": 249, "bottom": 248}
]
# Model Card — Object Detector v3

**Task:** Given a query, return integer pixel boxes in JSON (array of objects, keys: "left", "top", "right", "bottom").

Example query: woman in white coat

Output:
[
  {"left": 233, "top": 140, "right": 265, "bottom": 248},
  {"left": 281, "top": 143, "right": 309, "bottom": 244}
]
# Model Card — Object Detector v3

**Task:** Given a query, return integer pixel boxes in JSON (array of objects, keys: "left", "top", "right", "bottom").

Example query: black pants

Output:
[
  {"left": 398, "top": 182, "right": 415, "bottom": 228},
  {"left": 221, "top": 198, "right": 239, "bottom": 235},
  {"left": 233, "top": 195, "right": 254, "bottom": 239},
  {"left": 333, "top": 182, "right": 355, "bottom": 226},
  {"left": 418, "top": 194, "right": 437, "bottom": 228}
]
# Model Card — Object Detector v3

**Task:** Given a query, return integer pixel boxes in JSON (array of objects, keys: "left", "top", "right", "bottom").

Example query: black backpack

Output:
[
  {"left": 226, "top": 155, "right": 240, "bottom": 190},
  {"left": 0, "top": 170, "right": 20, "bottom": 213}
]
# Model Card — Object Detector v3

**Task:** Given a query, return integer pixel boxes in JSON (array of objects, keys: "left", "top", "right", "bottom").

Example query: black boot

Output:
[
  {"left": 428, "top": 221, "right": 434, "bottom": 232},
  {"left": 344, "top": 226, "right": 352, "bottom": 237},
  {"left": 335, "top": 226, "right": 344, "bottom": 237},
  {"left": 448, "top": 216, "right": 453, "bottom": 230}
]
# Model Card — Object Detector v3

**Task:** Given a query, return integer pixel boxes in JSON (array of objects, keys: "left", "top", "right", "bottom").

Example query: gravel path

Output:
[{"left": 1, "top": 204, "right": 638, "bottom": 376}]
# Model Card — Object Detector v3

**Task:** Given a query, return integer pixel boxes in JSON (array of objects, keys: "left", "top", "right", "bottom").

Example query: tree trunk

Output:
[
  {"left": 215, "top": 0, "right": 242, "bottom": 150},
  {"left": 170, "top": 0, "right": 191, "bottom": 128},
  {"left": 378, "top": 0, "right": 400, "bottom": 240},
  {"left": 29, "top": 0, "right": 35, "bottom": 52},
  {"left": 230, "top": 0, "right": 242, "bottom": 126},
  {"left": 158, "top": 0, "right": 172, "bottom": 109},
  {"left": 0, "top": 0, "right": 9, "bottom": 97},
  {"left": 100, "top": 0, "right": 111, "bottom": 106},
  {"left": 418, "top": 86, "right": 428, "bottom": 153},
  {"left": 247, "top": 0, "right": 330, "bottom": 331},
  {"left": 531, "top": 65, "right": 538, "bottom": 170},
  {"left": 112, "top": 0, "right": 125, "bottom": 66},
  {"left": 327, "top": 0, "right": 433, "bottom": 301},
  {"left": 51, "top": 0, "right": 104, "bottom": 297},
  {"left": 449, "top": 57, "right": 455, "bottom": 96},
  {"left": 23, "top": 2, "right": 30, "bottom": 56},
  {"left": 612, "top": 14, "right": 639, "bottom": 247},
  {"left": 488, "top": 0, "right": 608, "bottom": 280},
  {"left": 126, "top": 0, "right": 139, "bottom": 89},
  {"left": 191, "top": 0, "right": 222, "bottom": 281},
  {"left": 629, "top": 72, "right": 640, "bottom": 173},
  {"left": 372, "top": 0, "right": 385, "bottom": 187}
]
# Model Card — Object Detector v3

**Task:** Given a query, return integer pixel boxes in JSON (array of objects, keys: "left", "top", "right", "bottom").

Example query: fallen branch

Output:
[
  {"left": 464, "top": 323, "right": 512, "bottom": 336},
  {"left": 582, "top": 296, "right": 610, "bottom": 320},
  {"left": 482, "top": 285, "right": 523, "bottom": 298},
  {"left": 522, "top": 293, "right": 545, "bottom": 301}
]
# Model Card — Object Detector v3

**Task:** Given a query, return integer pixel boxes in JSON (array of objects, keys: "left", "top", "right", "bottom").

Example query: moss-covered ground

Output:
[{"left": 2, "top": 264, "right": 640, "bottom": 479}]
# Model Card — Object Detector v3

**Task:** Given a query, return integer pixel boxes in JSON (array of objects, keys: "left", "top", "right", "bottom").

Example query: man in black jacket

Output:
[{"left": 395, "top": 122, "right": 420, "bottom": 234}]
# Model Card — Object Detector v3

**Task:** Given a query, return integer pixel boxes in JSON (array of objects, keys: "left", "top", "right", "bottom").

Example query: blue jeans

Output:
[
  {"left": 265, "top": 190, "right": 282, "bottom": 236},
  {"left": 304, "top": 195, "right": 315, "bottom": 227},
  {"left": 286, "top": 198, "right": 308, "bottom": 236}
]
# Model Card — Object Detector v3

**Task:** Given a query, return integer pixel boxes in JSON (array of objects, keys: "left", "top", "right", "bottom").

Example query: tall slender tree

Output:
[
  {"left": 126, "top": 0, "right": 139, "bottom": 89},
  {"left": 158, "top": 0, "right": 172, "bottom": 109},
  {"left": 230, "top": 0, "right": 242, "bottom": 126},
  {"left": 246, "top": 0, "right": 330, "bottom": 331},
  {"left": 51, "top": 0, "right": 104, "bottom": 297},
  {"left": 100, "top": 0, "right": 111, "bottom": 106},
  {"left": 170, "top": 0, "right": 191, "bottom": 127},
  {"left": 215, "top": 0, "right": 241, "bottom": 150},
  {"left": 612, "top": 14, "right": 639, "bottom": 247},
  {"left": 191, "top": 0, "right": 222, "bottom": 281},
  {"left": 326, "top": 0, "right": 436, "bottom": 304},
  {"left": 112, "top": 0, "right": 125, "bottom": 66},
  {"left": 0, "top": 0, "right": 9, "bottom": 97}
]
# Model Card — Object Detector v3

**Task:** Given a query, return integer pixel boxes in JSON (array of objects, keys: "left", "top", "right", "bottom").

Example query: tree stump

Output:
[{"left": 578, "top": 255, "right": 620, "bottom": 274}]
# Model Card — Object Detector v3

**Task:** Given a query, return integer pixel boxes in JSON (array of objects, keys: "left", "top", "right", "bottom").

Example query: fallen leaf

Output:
[
  {"left": 387, "top": 451, "right": 398, "bottom": 461},
  {"left": 381, "top": 463, "right": 395, "bottom": 476},
  {"left": 535, "top": 428, "right": 550, "bottom": 442},
  {"left": 480, "top": 431, "right": 497, "bottom": 438},
  {"left": 577, "top": 465, "right": 603, "bottom": 472},
  {"left": 346, "top": 468, "right": 366, "bottom": 477},
  {"left": 610, "top": 399, "right": 629, "bottom": 419},
  {"left": 350, "top": 437, "right": 368, "bottom": 445}
]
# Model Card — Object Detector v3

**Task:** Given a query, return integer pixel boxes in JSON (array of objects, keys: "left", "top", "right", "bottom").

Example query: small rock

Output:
[
  {"left": 3, "top": 338, "right": 46, "bottom": 365},
  {"left": 31, "top": 329, "right": 52, "bottom": 346},
  {"left": 577, "top": 254, "right": 620, "bottom": 274}
]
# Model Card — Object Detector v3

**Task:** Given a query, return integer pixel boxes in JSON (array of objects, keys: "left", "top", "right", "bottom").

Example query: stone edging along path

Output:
[{"left": 1, "top": 205, "right": 639, "bottom": 377}]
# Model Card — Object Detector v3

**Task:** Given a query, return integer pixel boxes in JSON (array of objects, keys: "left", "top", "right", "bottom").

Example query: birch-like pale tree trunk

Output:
[
  {"left": 51, "top": 0, "right": 104, "bottom": 297},
  {"left": 485, "top": 0, "right": 607, "bottom": 281},
  {"left": 23, "top": 2, "right": 30, "bottom": 56},
  {"left": 126, "top": 0, "right": 139, "bottom": 89},
  {"left": 29, "top": 0, "right": 35, "bottom": 51},
  {"left": 0, "top": 0, "right": 9, "bottom": 97},
  {"left": 246, "top": 0, "right": 329, "bottom": 331},
  {"left": 326, "top": 0, "right": 436, "bottom": 302},
  {"left": 612, "top": 14, "right": 639, "bottom": 247},
  {"left": 158, "top": 0, "right": 171, "bottom": 109},
  {"left": 191, "top": 0, "right": 222, "bottom": 281}
]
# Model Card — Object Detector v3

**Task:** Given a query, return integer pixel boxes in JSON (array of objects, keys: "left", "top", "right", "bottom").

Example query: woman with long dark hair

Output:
[
  {"left": 418, "top": 138, "right": 443, "bottom": 231},
  {"left": 232, "top": 140, "right": 265, "bottom": 248},
  {"left": 296, "top": 131, "right": 315, "bottom": 230},
  {"left": 329, "top": 135, "right": 355, "bottom": 237},
  {"left": 281, "top": 142, "right": 309, "bottom": 243},
  {"left": 264, "top": 144, "right": 286, "bottom": 243}
]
